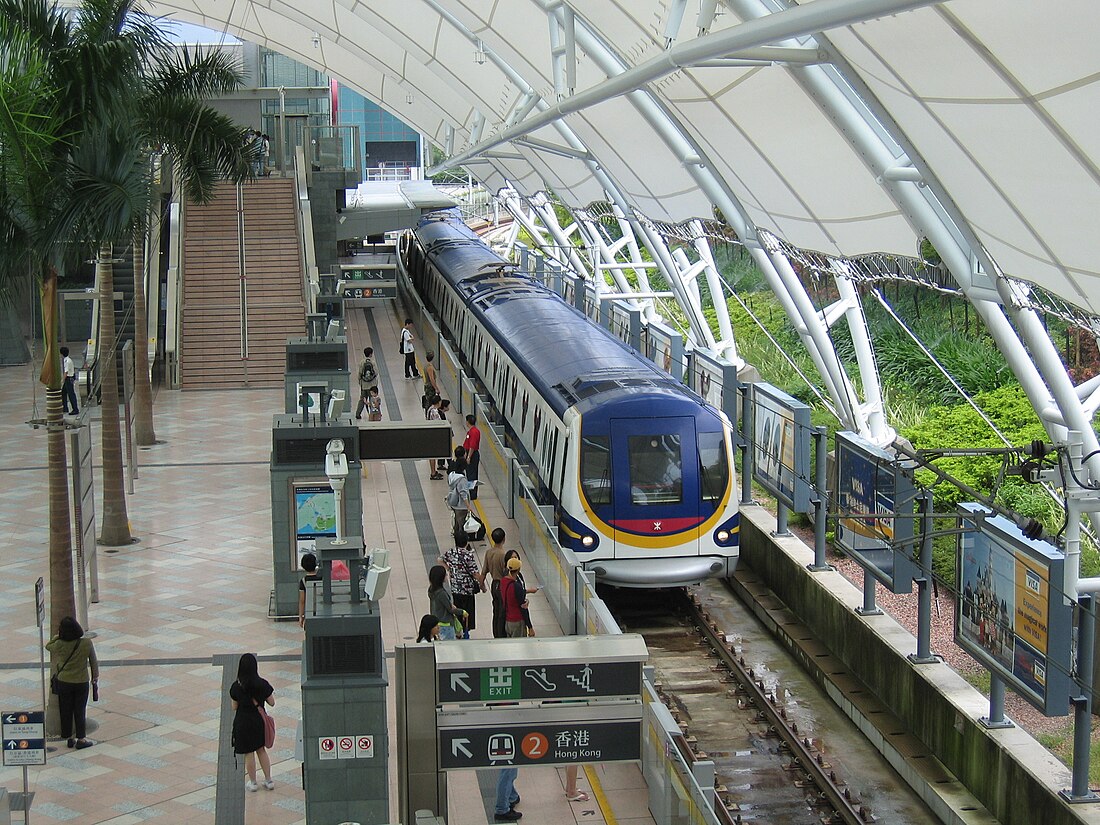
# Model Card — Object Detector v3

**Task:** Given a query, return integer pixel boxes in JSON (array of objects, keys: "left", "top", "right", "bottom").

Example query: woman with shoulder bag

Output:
[
  {"left": 46, "top": 616, "right": 99, "bottom": 749},
  {"left": 229, "top": 653, "right": 276, "bottom": 792}
]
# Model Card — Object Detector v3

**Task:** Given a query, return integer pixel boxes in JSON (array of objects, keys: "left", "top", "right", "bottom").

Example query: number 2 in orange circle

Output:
[{"left": 520, "top": 732, "right": 548, "bottom": 759}]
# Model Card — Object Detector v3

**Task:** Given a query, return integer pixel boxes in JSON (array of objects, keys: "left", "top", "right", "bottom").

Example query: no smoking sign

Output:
[{"left": 318, "top": 733, "right": 375, "bottom": 760}]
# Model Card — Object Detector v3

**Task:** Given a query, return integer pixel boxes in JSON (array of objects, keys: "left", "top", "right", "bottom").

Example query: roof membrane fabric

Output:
[{"left": 145, "top": 0, "right": 1100, "bottom": 317}]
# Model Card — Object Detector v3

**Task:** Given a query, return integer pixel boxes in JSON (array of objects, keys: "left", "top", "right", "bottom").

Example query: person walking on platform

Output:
[
  {"left": 46, "top": 616, "right": 99, "bottom": 749},
  {"left": 428, "top": 564, "right": 467, "bottom": 641},
  {"left": 354, "top": 347, "right": 377, "bottom": 419},
  {"left": 401, "top": 318, "right": 420, "bottom": 379},
  {"left": 441, "top": 531, "right": 485, "bottom": 633},
  {"left": 422, "top": 350, "right": 440, "bottom": 409},
  {"left": 229, "top": 653, "right": 275, "bottom": 791},
  {"left": 463, "top": 414, "right": 482, "bottom": 499},
  {"left": 427, "top": 396, "right": 445, "bottom": 479},
  {"left": 494, "top": 766, "right": 522, "bottom": 821},
  {"left": 60, "top": 346, "right": 80, "bottom": 415},
  {"left": 501, "top": 557, "right": 529, "bottom": 639},
  {"left": 365, "top": 386, "right": 382, "bottom": 421},
  {"left": 504, "top": 550, "right": 539, "bottom": 636},
  {"left": 482, "top": 528, "right": 509, "bottom": 638}
]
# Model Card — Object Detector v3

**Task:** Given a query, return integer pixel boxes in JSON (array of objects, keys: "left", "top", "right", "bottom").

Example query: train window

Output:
[
  {"left": 628, "top": 435, "right": 682, "bottom": 505},
  {"left": 581, "top": 436, "right": 611, "bottom": 506},
  {"left": 698, "top": 431, "right": 729, "bottom": 504}
]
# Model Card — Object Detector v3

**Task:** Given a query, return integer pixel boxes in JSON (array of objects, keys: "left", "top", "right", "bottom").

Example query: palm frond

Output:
[{"left": 146, "top": 46, "right": 245, "bottom": 101}]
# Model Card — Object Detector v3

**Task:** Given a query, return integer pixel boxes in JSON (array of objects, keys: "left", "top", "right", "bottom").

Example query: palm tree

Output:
[
  {"left": 0, "top": 0, "right": 82, "bottom": 634},
  {"left": 1, "top": 0, "right": 255, "bottom": 609},
  {"left": 41, "top": 0, "right": 256, "bottom": 545}
]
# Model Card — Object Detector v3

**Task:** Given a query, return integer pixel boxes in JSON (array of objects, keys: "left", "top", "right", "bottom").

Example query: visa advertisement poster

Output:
[{"left": 955, "top": 504, "right": 1071, "bottom": 716}]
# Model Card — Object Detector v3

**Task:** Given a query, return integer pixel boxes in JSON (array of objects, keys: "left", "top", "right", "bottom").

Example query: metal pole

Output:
[
  {"left": 909, "top": 491, "right": 937, "bottom": 663},
  {"left": 856, "top": 572, "right": 881, "bottom": 616},
  {"left": 278, "top": 86, "right": 287, "bottom": 177},
  {"left": 773, "top": 502, "right": 790, "bottom": 537},
  {"left": 980, "top": 674, "right": 1013, "bottom": 729},
  {"left": 1064, "top": 595, "right": 1098, "bottom": 800},
  {"left": 740, "top": 385, "right": 753, "bottom": 506},
  {"left": 808, "top": 428, "right": 831, "bottom": 571},
  {"left": 23, "top": 765, "right": 30, "bottom": 825}
]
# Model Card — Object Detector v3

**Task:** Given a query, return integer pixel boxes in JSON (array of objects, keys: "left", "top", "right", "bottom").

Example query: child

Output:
[{"left": 366, "top": 386, "right": 382, "bottom": 421}]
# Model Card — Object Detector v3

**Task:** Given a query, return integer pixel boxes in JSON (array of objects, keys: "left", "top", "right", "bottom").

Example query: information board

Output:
[
  {"left": 834, "top": 431, "right": 917, "bottom": 593},
  {"left": 2, "top": 710, "right": 46, "bottom": 766},
  {"left": 751, "top": 383, "right": 812, "bottom": 513},
  {"left": 955, "top": 504, "right": 1072, "bottom": 716},
  {"left": 291, "top": 481, "right": 336, "bottom": 568}
]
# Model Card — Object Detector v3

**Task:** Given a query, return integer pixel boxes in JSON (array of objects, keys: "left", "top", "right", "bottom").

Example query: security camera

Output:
[{"left": 325, "top": 438, "right": 348, "bottom": 482}]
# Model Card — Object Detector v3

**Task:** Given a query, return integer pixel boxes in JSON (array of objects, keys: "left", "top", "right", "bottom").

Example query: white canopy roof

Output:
[{"left": 148, "top": 0, "right": 1100, "bottom": 317}]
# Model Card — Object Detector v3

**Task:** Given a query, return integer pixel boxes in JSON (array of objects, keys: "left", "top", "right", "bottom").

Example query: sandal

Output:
[
  {"left": 430, "top": 473, "right": 443, "bottom": 480},
  {"left": 565, "top": 791, "right": 589, "bottom": 802}
]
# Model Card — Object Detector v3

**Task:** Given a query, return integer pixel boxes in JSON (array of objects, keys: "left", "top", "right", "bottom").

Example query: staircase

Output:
[{"left": 180, "top": 178, "right": 305, "bottom": 389}]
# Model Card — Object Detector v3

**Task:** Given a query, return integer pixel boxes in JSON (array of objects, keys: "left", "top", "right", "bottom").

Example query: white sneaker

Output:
[
  {"left": 262, "top": 779, "right": 275, "bottom": 790},
  {"left": 245, "top": 780, "right": 258, "bottom": 792}
]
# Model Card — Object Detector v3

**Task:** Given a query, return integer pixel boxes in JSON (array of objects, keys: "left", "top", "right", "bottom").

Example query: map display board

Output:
[
  {"left": 834, "top": 431, "right": 917, "bottom": 594},
  {"left": 292, "top": 481, "right": 336, "bottom": 569},
  {"left": 751, "top": 383, "right": 812, "bottom": 513},
  {"left": 955, "top": 504, "right": 1071, "bottom": 716}
]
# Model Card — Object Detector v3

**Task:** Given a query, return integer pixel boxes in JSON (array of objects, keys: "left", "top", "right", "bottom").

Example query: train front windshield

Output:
[{"left": 581, "top": 416, "right": 730, "bottom": 555}]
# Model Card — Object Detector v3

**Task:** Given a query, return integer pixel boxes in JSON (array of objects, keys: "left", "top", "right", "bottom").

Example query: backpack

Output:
[
  {"left": 359, "top": 358, "right": 377, "bottom": 386},
  {"left": 446, "top": 485, "right": 462, "bottom": 509}
]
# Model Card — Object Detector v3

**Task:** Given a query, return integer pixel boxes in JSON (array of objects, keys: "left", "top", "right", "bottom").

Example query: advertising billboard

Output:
[
  {"left": 834, "top": 431, "right": 917, "bottom": 593},
  {"left": 751, "top": 383, "right": 812, "bottom": 513},
  {"left": 955, "top": 504, "right": 1071, "bottom": 716}
]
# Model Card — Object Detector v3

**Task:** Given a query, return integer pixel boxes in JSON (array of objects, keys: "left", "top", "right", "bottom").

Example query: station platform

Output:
[{"left": 0, "top": 303, "right": 655, "bottom": 824}]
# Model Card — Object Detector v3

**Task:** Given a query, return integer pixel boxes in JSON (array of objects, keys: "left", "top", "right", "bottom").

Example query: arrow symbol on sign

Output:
[
  {"left": 451, "top": 738, "right": 472, "bottom": 759},
  {"left": 3, "top": 715, "right": 15, "bottom": 723},
  {"left": 450, "top": 672, "right": 471, "bottom": 694},
  {"left": 6, "top": 741, "right": 16, "bottom": 749}
]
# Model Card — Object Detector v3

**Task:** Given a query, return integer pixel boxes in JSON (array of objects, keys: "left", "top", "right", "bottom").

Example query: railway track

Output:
[{"left": 606, "top": 577, "right": 934, "bottom": 824}]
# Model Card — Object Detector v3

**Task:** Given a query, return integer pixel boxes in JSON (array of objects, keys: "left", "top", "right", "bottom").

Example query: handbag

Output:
[
  {"left": 258, "top": 703, "right": 276, "bottom": 749},
  {"left": 50, "top": 642, "right": 80, "bottom": 695},
  {"left": 463, "top": 514, "right": 481, "bottom": 536}
]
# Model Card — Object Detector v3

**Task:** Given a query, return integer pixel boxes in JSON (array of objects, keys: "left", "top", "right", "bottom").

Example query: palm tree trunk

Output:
[
  {"left": 41, "top": 272, "right": 76, "bottom": 736},
  {"left": 97, "top": 242, "right": 133, "bottom": 546},
  {"left": 132, "top": 237, "right": 157, "bottom": 445}
]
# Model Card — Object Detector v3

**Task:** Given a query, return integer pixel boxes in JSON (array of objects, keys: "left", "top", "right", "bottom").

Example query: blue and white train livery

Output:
[{"left": 404, "top": 209, "right": 738, "bottom": 587}]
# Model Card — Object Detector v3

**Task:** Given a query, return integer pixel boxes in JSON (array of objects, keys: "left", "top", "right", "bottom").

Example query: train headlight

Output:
[
  {"left": 582, "top": 535, "right": 595, "bottom": 547},
  {"left": 716, "top": 530, "right": 730, "bottom": 542}
]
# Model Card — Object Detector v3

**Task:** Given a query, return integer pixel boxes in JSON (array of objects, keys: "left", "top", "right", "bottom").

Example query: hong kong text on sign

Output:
[{"left": 438, "top": 720, "right": 640, "bottom": 769}]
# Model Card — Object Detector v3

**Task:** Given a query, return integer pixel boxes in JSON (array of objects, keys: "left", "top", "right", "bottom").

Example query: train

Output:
[{"left": 403, "top": 209, "right": 739, "bottom": 587}]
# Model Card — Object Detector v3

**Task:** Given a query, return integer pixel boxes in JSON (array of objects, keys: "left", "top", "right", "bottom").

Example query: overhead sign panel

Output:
[
  {"left": 439, "top": 719, "right": 641, "bottom": 770},
  {"left": 438, "top": 661, "right": 641, "bottom": 703},
  {"left": 434, "top": 634, "right": 648, "bottom": 704},
  {"left": 955, "top": 504, "right": 1072, "bottom": 717}
]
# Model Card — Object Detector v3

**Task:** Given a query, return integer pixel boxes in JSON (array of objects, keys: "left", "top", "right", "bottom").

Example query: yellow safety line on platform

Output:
[{"left": 585, "top": 764, "right": 616, "bottom": 825}]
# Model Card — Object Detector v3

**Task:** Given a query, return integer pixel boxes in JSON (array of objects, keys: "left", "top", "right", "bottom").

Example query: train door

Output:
[{"left": 608, "top": 417, "right": 699, "bottom": 559}]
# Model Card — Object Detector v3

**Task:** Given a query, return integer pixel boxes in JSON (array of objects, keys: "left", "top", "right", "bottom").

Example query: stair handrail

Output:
[
  {"left": 294, "top": 144, "right": 320, "bottom": 315},
  {"left": 163, "top": 178, "right": 184, "bottom": 389}
]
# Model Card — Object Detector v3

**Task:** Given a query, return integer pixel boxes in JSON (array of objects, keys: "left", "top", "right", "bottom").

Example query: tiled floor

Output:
[{"left": 0, "top": 303, "right": 654, "bottom": 825}]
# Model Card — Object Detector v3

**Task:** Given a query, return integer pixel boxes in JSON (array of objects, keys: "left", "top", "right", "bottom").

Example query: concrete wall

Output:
[{"left": 738, "top": 505, "right": 1098, "bottom": 825}]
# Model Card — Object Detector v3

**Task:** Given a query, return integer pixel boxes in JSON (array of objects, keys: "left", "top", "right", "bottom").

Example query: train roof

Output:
[{"left": 416, "top": 211, "right": 703, "bottom": 418}]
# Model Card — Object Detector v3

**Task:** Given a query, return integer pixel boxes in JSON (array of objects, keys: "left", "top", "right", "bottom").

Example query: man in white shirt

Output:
[
  {"left": 401, "top": 318, "right": 420, "bottom": 379},
  {"left": 60, "top": 346, "right": 79, "bottom": 415}
]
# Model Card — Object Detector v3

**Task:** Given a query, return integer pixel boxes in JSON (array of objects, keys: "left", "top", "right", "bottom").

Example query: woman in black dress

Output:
[{"left": 229, "top": 653, "right": 275, "bottom": 791}]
